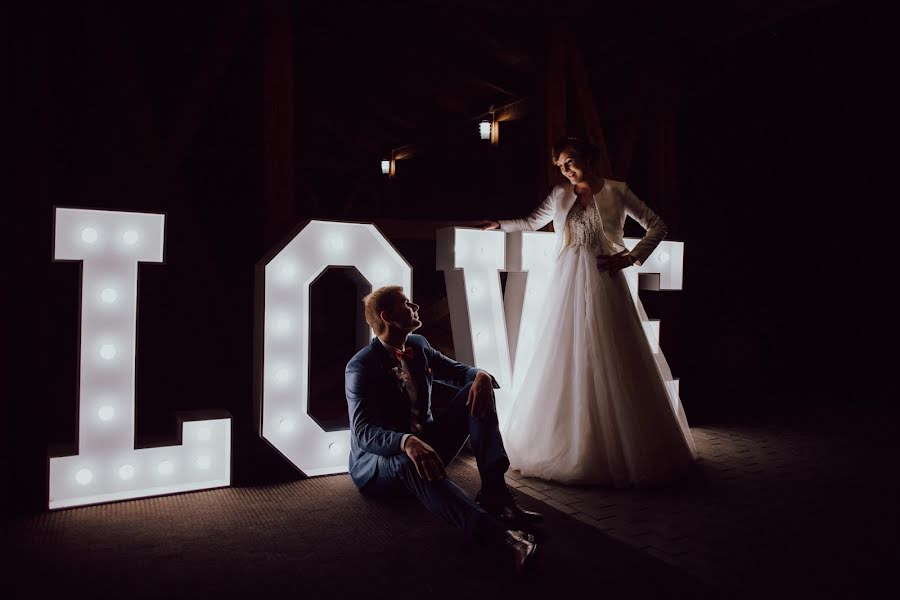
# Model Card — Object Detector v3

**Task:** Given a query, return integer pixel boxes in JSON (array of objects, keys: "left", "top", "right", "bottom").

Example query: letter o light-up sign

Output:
[
  {"left": 50, "top": 208, "right": 231, "bottom": 510},
  {"left": 259, "top": 221, "right": 411, "bottom": 476}
]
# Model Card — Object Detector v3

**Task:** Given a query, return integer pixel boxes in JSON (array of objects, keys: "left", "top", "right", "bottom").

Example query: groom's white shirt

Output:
[{"left": 379, "top": 337, "right": 414, "bottom": 451}]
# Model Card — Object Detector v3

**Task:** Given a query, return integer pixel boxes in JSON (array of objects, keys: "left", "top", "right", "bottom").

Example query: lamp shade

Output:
[{"left": 478, "top": 120, "right": 491, "bottom": 140}]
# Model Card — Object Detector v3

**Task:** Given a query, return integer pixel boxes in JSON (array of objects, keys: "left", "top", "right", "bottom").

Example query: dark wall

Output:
[{"left": 673, "top": 2, "right": 891, "bottom": 420}]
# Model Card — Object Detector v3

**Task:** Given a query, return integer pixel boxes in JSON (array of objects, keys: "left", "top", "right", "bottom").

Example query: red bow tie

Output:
[{"left": 395, "top": 347, "right": 414, "bottom": 361}]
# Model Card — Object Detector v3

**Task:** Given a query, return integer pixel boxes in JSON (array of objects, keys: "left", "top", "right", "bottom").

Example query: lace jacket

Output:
[{"left": 498, "top": 180, "right": 667, "bottom": 265}]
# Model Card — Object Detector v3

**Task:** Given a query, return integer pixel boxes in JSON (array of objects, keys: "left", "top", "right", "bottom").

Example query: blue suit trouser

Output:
[{"left": 361, "top": 383, "right": 510, "bottom": 542}]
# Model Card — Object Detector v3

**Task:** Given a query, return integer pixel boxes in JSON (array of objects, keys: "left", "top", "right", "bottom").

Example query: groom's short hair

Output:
[{"left": 363, "top": 285, "right": 404, "bottom": 336}]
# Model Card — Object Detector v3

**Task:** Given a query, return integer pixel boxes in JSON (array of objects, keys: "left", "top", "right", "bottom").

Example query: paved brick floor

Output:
[{"left": 460, "top": 417, "right": 898, "bottom": 597}]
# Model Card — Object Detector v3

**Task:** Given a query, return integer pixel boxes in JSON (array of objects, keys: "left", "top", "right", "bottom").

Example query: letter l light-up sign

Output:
[{"left": 49, "top": 208, "right": 231, "bottom": 510}]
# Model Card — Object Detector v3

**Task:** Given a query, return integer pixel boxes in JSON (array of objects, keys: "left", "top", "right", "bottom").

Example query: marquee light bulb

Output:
[
  {"left": 118, "top": 465, "right": 135, "bottom": 480},
  {"left": 469, "top": 283, "right": 483, "bottom": 297},
  {"left": 372, "top": 264, "right": 390, "bottom": 283},
  {"left": 658, "top": 252, "right": 671, "bottom": 263},
  {"left": 278, "top": 417, "right": 294, "bottom": 433},
  {"left": 196, "top": 427, "right": 212, "bottom": 442},
  {"left": 326, "top": 235, "right": 345, "bottom": 251},
  {"left": 99, "top": 344, "right": 117, "bottom": 360},
  {"left": 273, "top": 316, "right": 291, "bottom": 334},
  {"left": 81, "top": 227, "right": 98, "bottom": 243},
  {"left": 277, "top": 262, "right": 297, "bottom": 283},
  {"left": 274, "top": 367, "right": 290, "bottom": 383},
  {"left": 157, "top": 460, "right": 174, "bottom": 476},
  {"left": 100, "top": 288, "right": 118, "bottom": 304},
  {"left": 196, "top": 456, "right": 212, "bottom": 470},
  {"left": 97, "top": 405, "right": 115, "bottom": 421},
  {"left": 75, "top": 468, "right": 93, "bottom": 485},
  {"left": 122, "top": 230, "right": 139, "bottom": 245},
  {"left": 328, "top": 442, "right": 342, "bottom": 456}
]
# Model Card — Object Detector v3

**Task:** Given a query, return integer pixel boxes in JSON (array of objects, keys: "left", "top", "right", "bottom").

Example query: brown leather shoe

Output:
[
  {"left": 477, "top": 487, "right": 545, "bottom": 525},
  {"left": 503, "top": 529, "right": 537, "bottom": 572}
]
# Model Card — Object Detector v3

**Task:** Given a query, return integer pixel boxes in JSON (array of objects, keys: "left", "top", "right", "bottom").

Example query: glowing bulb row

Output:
[
  {"left": 81, "top": 227, "right": 141, "bottom": 245},
  {"left": 274, "top": 417, "right": 343, "bottom": 454},
  {"left": 273, "top": 258, "right": 393, "bottom": 287},
  {"left": 95, "top": 405, "right": 214, "bottom": 445},
  {"left": 74, "top": 457, "right": 214, "bottom": 485}
]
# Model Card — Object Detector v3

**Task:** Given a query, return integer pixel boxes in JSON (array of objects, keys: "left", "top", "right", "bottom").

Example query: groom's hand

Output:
[
  {"left": 404, "top": 436, "right": 446, "bottom": 482},
  {"left": 467, "top": 372, "right": 495, "bottom": 419}
]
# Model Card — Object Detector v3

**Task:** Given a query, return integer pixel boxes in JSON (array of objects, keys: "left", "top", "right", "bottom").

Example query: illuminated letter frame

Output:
[
  {"left": 437, "top": 227, "right": 686, "bottom": 428},
  {"left": 49, "top": 208, "right": 232, "bottom": 510},
  {"left": 255, "top": 220, "right": 412, "bottom": 476}
]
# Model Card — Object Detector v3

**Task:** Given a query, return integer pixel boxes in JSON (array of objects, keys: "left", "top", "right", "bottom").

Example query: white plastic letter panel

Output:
[
  {"left": 436, "top": 228, "right": 512, "bottom": 413},
  {"left": 261, "top": 221, "right": 412, "bottom": 476},
  {"left": 49, "top": 208, "right": 231, "bottom": 510},
  {"left": 438, "top": 227, "right": 684, "bottom": 429}
]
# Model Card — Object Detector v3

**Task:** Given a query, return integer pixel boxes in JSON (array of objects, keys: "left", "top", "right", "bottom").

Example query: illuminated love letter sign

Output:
[
  {"left": 258, "top": 221, "right": 411, "bottom": 476},
  {"left": 436, "top": 229, "right": 514, "bottom": 419},
  {"left": 49, "top": 208, "right": 231, "bottom": 510},
  {"left": 437, "top": 227, "right": 686, "bottom": 428}
]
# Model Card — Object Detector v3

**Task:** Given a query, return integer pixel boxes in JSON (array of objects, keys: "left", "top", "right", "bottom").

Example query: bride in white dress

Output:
[{"left": 481, "top": 138, "right": 695, "bottom": 487}]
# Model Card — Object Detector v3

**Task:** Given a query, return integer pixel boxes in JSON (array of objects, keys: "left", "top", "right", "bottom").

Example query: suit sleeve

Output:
[
  {"left": 345, "top": 362, "right": 405, "bottom": 456},
  {"left": 498, "top": 187, "right": 557, "bottom": 233},
  {"left": 423, "top": 339, "right": 501, "bottom": 390},
  {"left": 622, "top": 184, "right": 668, "bottom": 266}
]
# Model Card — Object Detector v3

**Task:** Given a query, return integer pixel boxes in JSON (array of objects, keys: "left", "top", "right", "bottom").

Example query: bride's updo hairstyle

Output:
[{"left": 551, "top": 137, "right": 601, "bottom": 169}]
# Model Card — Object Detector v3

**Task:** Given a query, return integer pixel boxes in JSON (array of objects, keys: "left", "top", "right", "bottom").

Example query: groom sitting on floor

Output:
[{"left": 345, "top": 285, "right": 542, "bottom": 571}]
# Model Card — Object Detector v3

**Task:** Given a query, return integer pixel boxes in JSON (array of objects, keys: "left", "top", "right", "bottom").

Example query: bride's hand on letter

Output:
[
  {"left": 466, "top": 372, "right": 495, "bottom": 419},
  {"left": 478, "top": 220, "right": 500, "bottom": 230},
  {"left": 404, "top": 436, "right": 446, "bottom": 481},
  {"left": 597, "top": 251, "right": 636, "bottom": 276}
]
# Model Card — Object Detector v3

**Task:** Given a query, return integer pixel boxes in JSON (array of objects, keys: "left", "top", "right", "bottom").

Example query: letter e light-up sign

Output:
[
  {"left": 437, "top": 227, "right": 686, "bottom": 430},
  {"left": 49, "top": 208, "right": 231, "bottom": 510},
  {"left": 258, "top": 221, "right": 411, "bottom": 476}
]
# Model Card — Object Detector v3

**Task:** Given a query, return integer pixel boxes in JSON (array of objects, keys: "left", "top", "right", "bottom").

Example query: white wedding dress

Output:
[{"left": 501, "top": 198, "right": 696, "bottom": 487}]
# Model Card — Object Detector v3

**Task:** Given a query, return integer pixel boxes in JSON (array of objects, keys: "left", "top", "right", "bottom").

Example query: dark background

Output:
[{"left": 4, "top": 0, "right": 893, "bottom": 516}]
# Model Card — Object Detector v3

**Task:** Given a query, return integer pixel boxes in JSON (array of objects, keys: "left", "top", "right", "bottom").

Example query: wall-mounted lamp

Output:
[
  {"left": 380, "top": 160, "right": 390, "bottom": 175},
  {"left": 479, "top": 119, "right": 492, "bottom": 141}
]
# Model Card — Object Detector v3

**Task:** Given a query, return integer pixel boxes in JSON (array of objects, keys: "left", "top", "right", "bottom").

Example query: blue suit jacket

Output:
[{"left": 344, "top": 334, "right": 486, "bottom": 489}]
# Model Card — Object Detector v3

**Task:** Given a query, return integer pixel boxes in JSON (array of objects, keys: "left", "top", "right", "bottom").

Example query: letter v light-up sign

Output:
[
  {"left": 436, "top": 228, "right": 512, "bottom": 395},
  {"left": 258, "top": 221, "right": 411, "bottom": 476},
  {"left": 49, "top": 208, "right": 231, "bottom": 510},
  {"left": 437, "top": 227, "right": 686, "bottom": 429}
]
